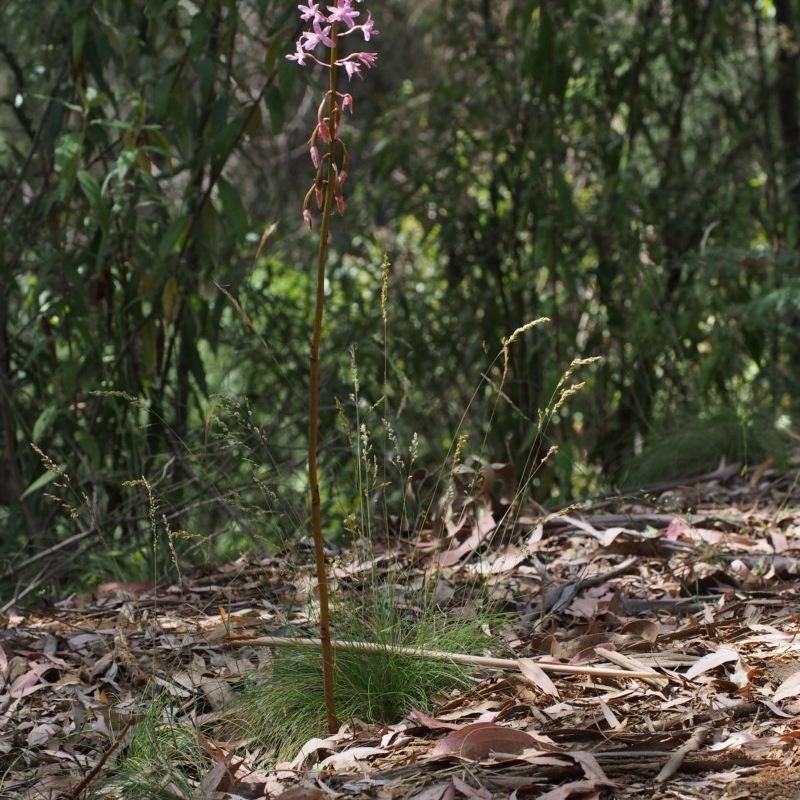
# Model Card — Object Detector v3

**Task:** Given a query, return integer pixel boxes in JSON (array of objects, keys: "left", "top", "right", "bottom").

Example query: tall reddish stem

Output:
[{"left": 308, "top": 20, "right": 340, "bottom": 735}]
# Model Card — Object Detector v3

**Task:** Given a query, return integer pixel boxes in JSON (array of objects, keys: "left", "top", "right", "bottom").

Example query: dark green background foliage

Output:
[{"left": 1, "top": 0, "right": 798, "bottom": 590}]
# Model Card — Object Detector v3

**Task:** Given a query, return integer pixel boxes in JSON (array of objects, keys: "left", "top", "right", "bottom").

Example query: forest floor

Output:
[{"left": 3, "top": 457, "right": 800, "bottom": 800}]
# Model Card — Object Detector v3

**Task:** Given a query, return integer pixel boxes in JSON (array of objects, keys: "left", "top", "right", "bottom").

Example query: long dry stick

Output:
[
  {"left": 65, "top": 718, "right": 134, "bottom": 799},
  {"left": 228, "top": 635, "right": 666, "bottom": 681}
]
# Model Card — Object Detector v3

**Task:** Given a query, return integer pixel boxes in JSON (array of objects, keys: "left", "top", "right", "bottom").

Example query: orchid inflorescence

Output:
[{"left": 287, "top": 0, "right": 378, "bottom": 228}]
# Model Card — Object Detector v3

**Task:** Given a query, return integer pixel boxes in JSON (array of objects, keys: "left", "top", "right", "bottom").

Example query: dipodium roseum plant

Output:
[{"left": 288, "top": 0, "right": 378, "bottom": 732}]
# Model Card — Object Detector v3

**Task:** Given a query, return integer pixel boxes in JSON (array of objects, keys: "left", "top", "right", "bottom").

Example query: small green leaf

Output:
[
  {"left": 242, "top": 102, "right": 263, "bottom": 140},
  {"left": 189, "top": 12, "right": 212, "bottom": 57},
  {"left": 196, "top": 58, "right": 215, "bottom": 103},
  {"left": 77, "top": 170, "right": 110, "bottom": 233},
  {"left": 74, "top": 430, "right": 100, "bottom": 469},
  {"left": 217, "top": 176, "right": 249, "bottom": 237},
  {"left": 32, "top": 405, "right": 60, "bottom": 444},
  {"left": 140, "top": 318, "right": 160, "bottom": 380},
  {"left": 181, "top": 324, "right": 209, "bottom": 398},
  {"left": 264, "top": 85, "right": 285, "bottom": 134},
  {"left": 72, "top": 14, "right": 88, "bottom": 69},
  {"left": 54, "top": 132, "right": 82, "bottom": 176},
  {"left": 158, "top": 216, "right": 190, "bottom": 261},
  {"left": 21, "top": 470, "right": 58, "bottom": 501},
  {"left": 162, "top": 275, "right": 179, "bottom": 325},
  {"left": 197, "top": 197, "right": 220, "bottom": 258}
]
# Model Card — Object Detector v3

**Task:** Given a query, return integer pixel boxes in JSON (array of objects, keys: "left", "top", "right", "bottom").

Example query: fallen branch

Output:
[
  {"left": 227, "top": 635, "right": 665, "bottom": 680},
  {"left": 655, "top": 725, "right": 710, "bottom": 783},
  {"left": 64, "top": 718, "right": 134, "bottom": 800}
]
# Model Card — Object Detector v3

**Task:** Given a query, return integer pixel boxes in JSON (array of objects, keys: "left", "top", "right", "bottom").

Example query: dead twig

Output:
[
  {"left": 655, "top": 725, "right": 710, "bottom": 783},
  {"left": 61, "top": 718, "right": 135, "bottom": 800},
  {"left": 227, "top": 635, "right": 665, "bottom": 680}
]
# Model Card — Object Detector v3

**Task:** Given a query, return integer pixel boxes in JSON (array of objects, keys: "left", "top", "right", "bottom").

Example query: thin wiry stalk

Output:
[{"left": 307, "top": 20, "right": 341, "bottom": 735}]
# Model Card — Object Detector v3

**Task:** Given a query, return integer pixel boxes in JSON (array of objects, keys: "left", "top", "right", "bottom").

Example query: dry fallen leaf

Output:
[
  {"left": 460, "top": 726, "right": 540, "bottom": 760},
  {"left": 772, "top": 669, "right": 800, "bottom": 702},
  {"left": 317, "top": 746, "right": 387, "bottom": 770},
  {"left": 685, "top": 648, "right": 740, "bottom": 680},
  {"left": 277, "top": 785, "right": 329, "bottom": 800},
  {"left": 451, "top": 774, "right": 492, "bottom": 799},
  {"left": 409, "top": 781, "right": 457, "bottom": 800},
  {"left": 408, "top": 708, "right": 463, "bottom": 731},
  {"left": 517, "top": 658, "right": 560, "bottom": 698},
  {"left": 534, "top": 781, "right": 608, "bottom": 800},
  {"left": 431, "top": 722, "right": 538, "bottom": 759}
]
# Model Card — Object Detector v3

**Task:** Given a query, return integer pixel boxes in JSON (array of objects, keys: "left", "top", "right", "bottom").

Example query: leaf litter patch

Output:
[{"left": 2, "top": 460, "right": 800, "bottom": 798}]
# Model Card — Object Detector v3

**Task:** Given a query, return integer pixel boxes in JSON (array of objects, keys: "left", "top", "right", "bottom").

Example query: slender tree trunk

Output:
[
  {"left": 0, "top": 277, "right": 41, "bottom": 549},
  {"left": 773, "top": 0, "right": 800, "bottom": 380},
  {"left": 774, "top": 0, "right": 800, "bottom": 221}
]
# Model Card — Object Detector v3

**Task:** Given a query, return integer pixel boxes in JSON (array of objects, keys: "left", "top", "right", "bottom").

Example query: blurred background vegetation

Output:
[{"left": 1, "top": 0, "right": 798, "bottom": 597}]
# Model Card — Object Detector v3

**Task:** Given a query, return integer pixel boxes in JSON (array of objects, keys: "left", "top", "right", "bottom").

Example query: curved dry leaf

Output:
[
  {"left": 317, "top": 746, "right": 387, "bottom": 770},
  {"left": 772, "top": 670, "right": 800, "bottom": 702},
  {"left": 466, "top": 546, "right": 528, "bottom": 576},
  {"left": 707, "top": 730, "right": 761, "bottom": 751},
  {"left": 476, "top": 463, "right": 495, "bottom": 500},
  {"left": 758, "top": 698, "right": 794, "bottom": 718},
  {"left": 730, "top": 658, "right": 751, "bottom": 690},
  {"left": 535, "top": 779, "right": 609, "bottom": 800},
  {"left": 408, "top": 708, "right": 463, "bottom": 731},
  {"left": 409, "top": 781, "right": 456, "bottom": 800},
  {"left": 491, "top": 461, "right": 517, "bottom": 505},
  {"left": 436, "top": 528, "right": 484, "bottom": 567},
  {"left": 554, "top": 632, "right": 632, "bottom": 660},
  {"left": 431, "top": 722, "right": 537, "bottom": 759},
  {"left": 569, "top": 751, "right": 612, "bottom": 784},
  {"left": 525, "top": 523, "right": 544, "bottom": 547},
  {"left": 27, "top": 723, "right": 58, "bottom": 747},
  {"left": 194, "top": 754, "right": 235, "bottom": 798},
  {"left": 513, "top": 752, "right": 571, "bottom": 768},
  {"left": 277, "top": 786, "right": 329, "bottom": 800},
  {"left": 430, "top": 722, "right": 498, "bottom": 758},
  {"left": 685, "top": 648, "right": 740, "bottom": 680},
  {"left": 289, "top": 737, "right": 333, "bottom": 769},
  {"left": 517, "top": 659, "right": 560, "bottom": 698},
  {"left": 598, "top": 698, "right": 620, "bottom": 729},
  {"left": 452, "top": 774, "right": 492, "bottom": 799},
  {"left": 620, "top": 619, "right": 659, "bottom": 643},
  {"left": 460, "top": 726, "right": 539, "bottom": 760}
]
